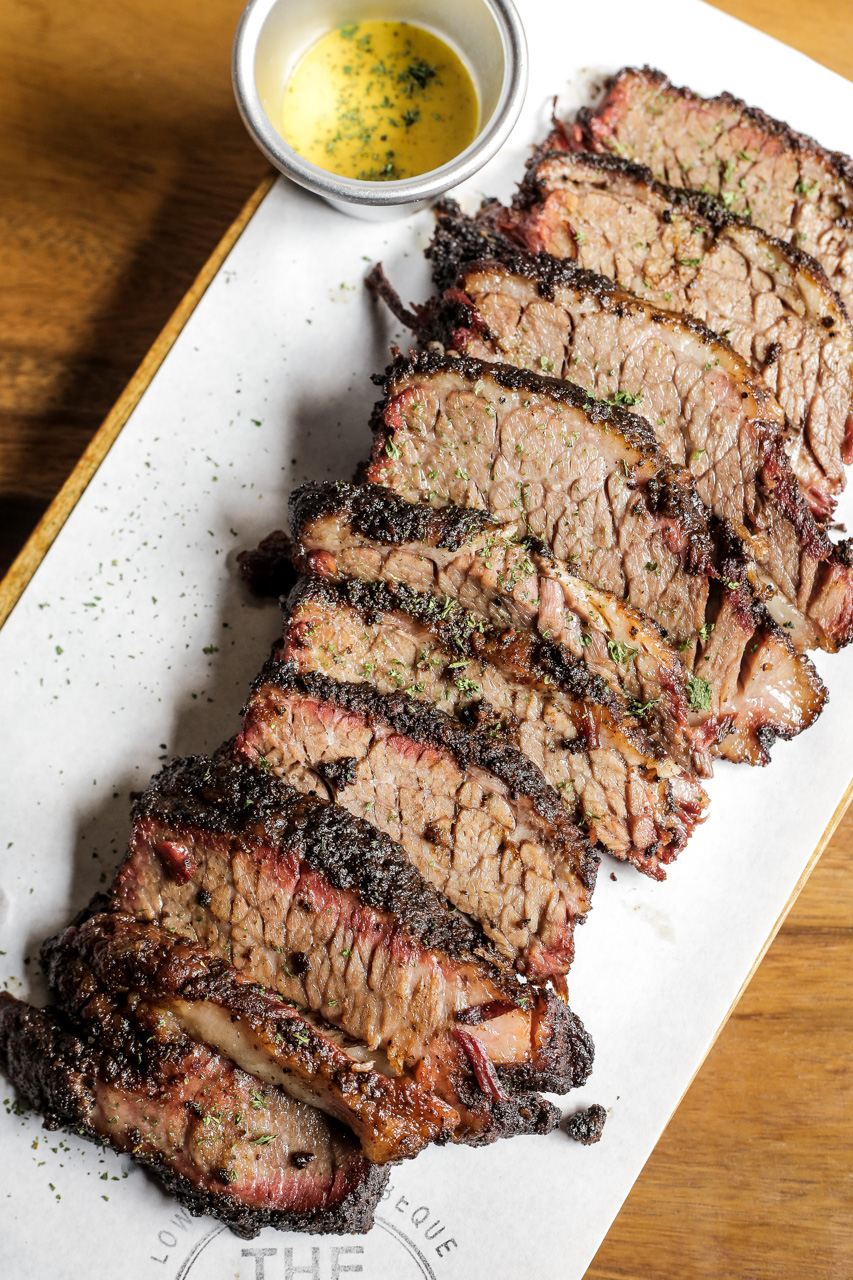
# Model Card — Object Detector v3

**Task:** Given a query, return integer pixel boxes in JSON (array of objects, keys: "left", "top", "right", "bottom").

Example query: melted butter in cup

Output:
[{"left": 281, "top": 21, "right": 480, "bottom": 182}]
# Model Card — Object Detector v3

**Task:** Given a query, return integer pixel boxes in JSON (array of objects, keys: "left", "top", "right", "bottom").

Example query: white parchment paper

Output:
[{"left": 2, "top": 2, "right": 852, "bottom": 1276}]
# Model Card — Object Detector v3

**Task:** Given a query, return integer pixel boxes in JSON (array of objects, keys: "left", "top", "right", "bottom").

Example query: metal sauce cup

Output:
[{"left": 232, "top": 0, "right": 528, "bottom": 220}]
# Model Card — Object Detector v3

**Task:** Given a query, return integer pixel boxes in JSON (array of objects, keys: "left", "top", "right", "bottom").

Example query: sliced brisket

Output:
[
  {"left": 236, "top": 664, "right": 597, "bottom": 978},
  {"left": 113, "top": 754, "right": 592, "bottom": 1108},
  {"left": 0, "top": 991, "right": 387, "bottom": 1239},
  {"left": 572, "top": 66, "right": 853, "bottom": 317},
  {"left": 43, "top": 911, "right": 458, "bottom": 1164},
  {"left": 290, "top": 484, "right": 706, "bottom": 765},
  {"left": 289, "top": 483, "right": 826, "bottom": 767},
  {"left": 413, "top": 219, "right": 853, "bottom": 653},
  {"left": 365, "top": 350, "right": 715, "bottom": 655},
  {"left": 281, "top": 574, "right": 710, "bottom": 878},
  {"left": 485, "top": 151, "right": 853, "bottom": 518}
]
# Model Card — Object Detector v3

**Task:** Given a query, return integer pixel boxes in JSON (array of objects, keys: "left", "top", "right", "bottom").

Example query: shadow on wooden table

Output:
[{"left": 0, "top": 0, "right": 268, "bottom": 577}]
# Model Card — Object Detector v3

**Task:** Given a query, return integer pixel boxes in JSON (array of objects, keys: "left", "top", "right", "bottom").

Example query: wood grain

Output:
[{"left": 0, "top": 1, "right": 850, "bottom": 1276}]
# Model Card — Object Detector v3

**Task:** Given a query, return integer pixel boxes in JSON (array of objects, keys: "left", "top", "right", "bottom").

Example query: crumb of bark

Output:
[
  {"left": 609, "top": 872, "right": 617, "bottom": 881},
  {"left": 237, "top": 530, "right": 297, "bottom": 598},
  {"left": 564, "top": 1103, "right": 607, "bottom": 1145}
]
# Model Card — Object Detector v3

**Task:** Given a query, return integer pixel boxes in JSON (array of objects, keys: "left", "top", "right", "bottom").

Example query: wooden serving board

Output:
[{"left": 1, "top": 2, "right": 851, "bottom": 1276}]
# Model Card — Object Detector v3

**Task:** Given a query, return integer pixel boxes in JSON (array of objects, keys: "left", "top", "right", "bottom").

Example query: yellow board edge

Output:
[{"left": 0, "top": 170, "right": 277, "bottom": 632}]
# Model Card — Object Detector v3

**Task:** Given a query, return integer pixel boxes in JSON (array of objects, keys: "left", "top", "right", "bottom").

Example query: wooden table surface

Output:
[{"left": 1, "top": 1, "right": 850, "bottom": 1274}]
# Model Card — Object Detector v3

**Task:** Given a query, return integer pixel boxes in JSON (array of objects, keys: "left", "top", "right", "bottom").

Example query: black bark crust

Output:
[
  {"left": 237, "top": 529, "right": 298, "bottom": 599},
  {"left": 285, "top": 574, "right": 619, "bottom": 712},
  {"left": 290, "top": 479, "right": 498, "bottom": 552},
  {"left": 133, "top": 753, "right": 491, "bottom": 958},
  {"left": 288, "top": 481, "right": 675, "bottom": 652},
  {"left": 446, "top": 1091, "right": 561, "bottom": 1147},
  {"left": 145, "top": 1157, "right": 389, "bottom": 1239},
  {"left": 417, "top": 212, "right": 852, "bottom": 649},
  {"left": 564, "top": 1101, "right": 607, "bottom": 1145},
  {"left": 0, "top": 992, "right": 96, "bottom": 1129},
  {"left": 248, "top": 660, "right": 600, "bottom": 891},
  {"left": 499, "top": 995, "right": 595, "bottom": 1095}
]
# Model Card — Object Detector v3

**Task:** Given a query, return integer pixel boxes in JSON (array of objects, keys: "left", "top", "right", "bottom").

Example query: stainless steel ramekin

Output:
[{"left": 232, "top": 0, "right": 528, "bottom": 220}]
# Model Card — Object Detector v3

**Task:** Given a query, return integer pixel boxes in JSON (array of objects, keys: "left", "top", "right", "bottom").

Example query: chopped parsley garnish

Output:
[
  {"left": 402, "top": 58, "right": 437, "bottom": 91},
  {"left": 686, "top": 675, "right": 713, "bottom": 711},
  {"left": 629, "top": 696, "right": 661, "bottom": 718},
  {"left": 607, "top": 639, "right": 638, "bottom": 665},
  {"left": 455, "top": 677, "right": 481, "bottom": 694}
]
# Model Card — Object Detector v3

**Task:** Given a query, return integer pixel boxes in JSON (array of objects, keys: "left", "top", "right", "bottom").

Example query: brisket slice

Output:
[
  {"left": 236, "top": 663, "right": 597, "bottom": 979},
  {"left": 42, "top": 911, "right": 458, "bottom": 1164},
  {"left": 365, "top": 350, "right": 715, "bottom": 654},
  {"left": 571, "top": 66, "right": 853, "bottom": 317},
  {"left": 113, "top": 754, "right": 591, "bottom": 1105},
  {"left": 281, "top": 574, "right": 709, "bottom": 878},
  {"left": 486, "top": 150, "right": 853, "bottom": 519},
  {"left": 0, "top": 991, "right": 387, "bottom": 1239},
  {"left": 412, "top": 222, "right": 853, "bottom": 654},
  {"left": 363, "top": 354, "right": 828, "bottom": 747},
  {"left": 289, "top": 483, "right": 826, "bottom": 767},
  {"left": 288, "top": 484, "right": 704, "bottom": 773}
]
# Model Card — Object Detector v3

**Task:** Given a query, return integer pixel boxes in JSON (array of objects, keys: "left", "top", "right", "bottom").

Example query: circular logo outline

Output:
[{"left": 173, "top": 1213, "right": 438, "bottom": 1280}]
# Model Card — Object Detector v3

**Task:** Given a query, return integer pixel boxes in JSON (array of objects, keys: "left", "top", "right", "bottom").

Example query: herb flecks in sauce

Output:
[{"left": 281, "top": 22, "right": 479, "bottom": 182}]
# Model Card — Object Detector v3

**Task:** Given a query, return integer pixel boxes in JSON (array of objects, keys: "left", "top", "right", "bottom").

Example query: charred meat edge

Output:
[
  {"left": 0, "top": 992, "right": 388, "bottom": 1239},
  {"left": 42, "top": 910, "right": 459, "bottom": 1164},
  {"left": 573, "top": 65, "right": 853, "bottom": 227},
  {"left": 378, "top": 236, "right": 852, "bottom": 655},
  {"left": 366, "top": 355, "right": 823, "bottom": 738},
  {"left": 287, "top": 479, "right": 709, "bottom": 772},
  {"left": 287, "top": 482, "right": 826, "bottom": 766},
  {"left": 463, "top": 161, "right": 853, "bottom": 517},
  {"left": 119, "top": 753, "right": 593, "bottom": 1097},
  {"left": 130, "top": 752, "right": 490, "bottom": 959},
  {"left": 281, "top": 574, "right": 710, "bottom": 877},
  {"left": 237, "top": 664, "right": 596, "bottom": 975}
]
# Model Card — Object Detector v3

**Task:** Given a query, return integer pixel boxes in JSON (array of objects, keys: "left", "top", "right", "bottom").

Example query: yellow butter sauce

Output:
[{"left": 281, "top": 21, "right": 479, "bottom": 182}]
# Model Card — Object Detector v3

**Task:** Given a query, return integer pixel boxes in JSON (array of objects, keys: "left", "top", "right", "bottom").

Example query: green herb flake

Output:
[
  {"left": 607, "top": 639, "right": 638, "bottom": 665},
  {"left": 629, "top": 696, "right": 661, "bottom": 718},
  {"left": 607, "top": 390, "right": 643, "bottom": 407},
  {"left": 686, "top": 674, "right": 713, "bottom": 711}
]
